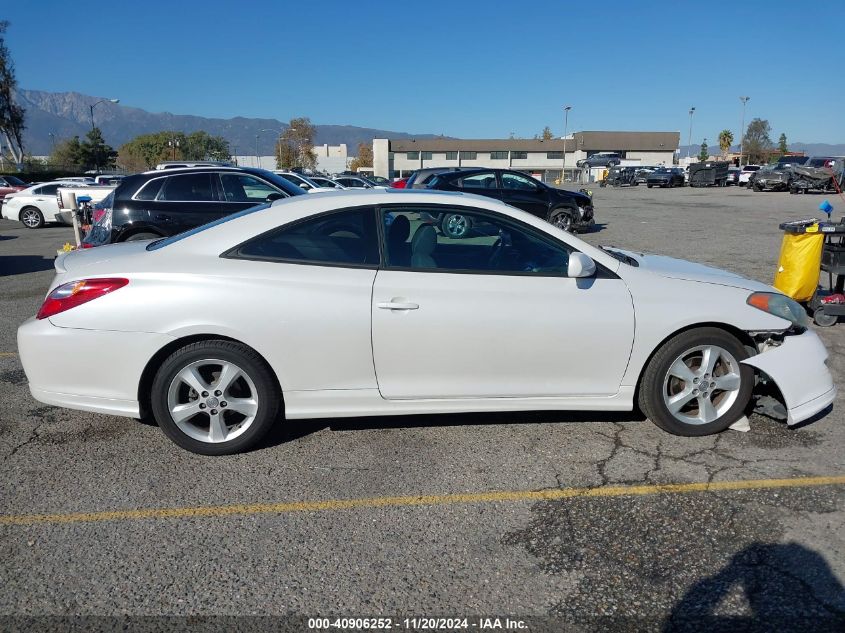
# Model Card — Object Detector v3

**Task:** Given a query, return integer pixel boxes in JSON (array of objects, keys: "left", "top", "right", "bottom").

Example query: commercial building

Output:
[
  {"left": 233, "top": 144, "right": 349, "bottom": 173},
  {"left": 373, "top": 132, "right": 680, "bottom": 183}
]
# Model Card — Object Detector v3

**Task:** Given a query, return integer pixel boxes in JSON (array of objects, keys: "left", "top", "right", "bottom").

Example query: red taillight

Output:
[{"left": 37, "top": 278, "right": 129, "bottom": 320}]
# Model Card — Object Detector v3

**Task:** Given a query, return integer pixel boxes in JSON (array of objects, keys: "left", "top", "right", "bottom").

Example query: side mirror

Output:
[
  {"left": 265, "top": 193, "right": 283, "bottom": 202},
  {"left": 299, "top": 183, "right": 310, "bottom": 189},
  {"left": 568, "top": 252, "right": 596, "bottom": 278}
]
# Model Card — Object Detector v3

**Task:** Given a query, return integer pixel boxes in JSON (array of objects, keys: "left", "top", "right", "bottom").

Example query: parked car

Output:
[
  {"left": 576, "top": 153, "right": 622, "bottom": 168},
  {"left": 738, "top": 165, "right": 761, "bottom": 186},
  {"left": 18, "top": 190, "right": 834, "bottom": 454},
  {"left": 272, "top": 171, "right": 334, "bottom": 193},
  {"left": 93, "top": 174, "right": 126, "bottom": 185},
  {"left": 56, "top": 176, "right": 96, "bottom": 185},
  {"left": 332, "top": 175, "right": 384, "bottom": 189},
  {"left": 0, "top": 175, "right": 28, "bottom": 205},
  {"left": 646, "top": 168, "right": 685, "bottom": 188},
  {"left": 406, "top": 167, "right": 469, "bottom": 189},
  {"left": 368, "top": 175, "right": 391, "bottom": 186},
  {"left": 634, "top": 167, "right": 656, "bottom": 184},
  {"left": 425, "top": 168, "right": 594, "bottom": 233},
  {"left": 749, "top": 164, "right": 792, "bottom": 192},
  {"left": 308, "top": 175, "right": 346, "bottom": 189},
  {"left": 727, "top": 168, "right": 741, "bottom": 185},
  {"left": 391, "top": 177, "right": 409, "bottom": 189},
  {"left": 1, "top": 181, "right": 90, "bottom": 229},
  {"left": 81, "top": 167, "right": 306, "bottom": 246}
]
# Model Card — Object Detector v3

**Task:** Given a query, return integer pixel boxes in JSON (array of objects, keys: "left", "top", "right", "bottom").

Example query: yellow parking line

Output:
[
  {"left": 0, "top": 352, "right": 16, "bottom": 357},
  {"left": 1, "top": 475, "right": 844, "bottom": 527}
]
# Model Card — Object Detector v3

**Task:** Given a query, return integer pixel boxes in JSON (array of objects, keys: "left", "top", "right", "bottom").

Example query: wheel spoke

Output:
[
  {"left": 215, "top": 362, "right": 242, "bottom": 395},
  {"left": 225, "top": 397, "right": 258, "bottom": 418},
  {"left": 701, "top": 346, "right": 720, "bottom": 376},
  {"left": 668, "top": 358, "right": 696, "bottom": 384},
  {"left": 208, "top": 411, "right": 228, "bottom": 442},
  {"left": 713, "top": 372, "right": 741, "bottom": 392},
  {"left": 667, "top": 388, "right": 696, "bottom": 413},
  {"left": 698, "top": 396, "right": 718, "bottom": 423},
  {"left": 179, "top": 367, "right": 209, "bottom": 395},
  {"left": 171, "top": 402, "right": 202, "bottom": 423}
]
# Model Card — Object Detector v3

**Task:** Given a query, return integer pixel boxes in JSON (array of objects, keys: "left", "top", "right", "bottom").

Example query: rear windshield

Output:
[{"left": 146, "top": 202, "right": 271, "bottom": 251}]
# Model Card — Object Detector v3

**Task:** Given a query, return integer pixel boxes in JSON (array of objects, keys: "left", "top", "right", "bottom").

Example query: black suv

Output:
[
  {"left": 425, "top": 168, "right": 594, "bottom": 233},
  {"left": 82, "top": 167, "right": 305, "bottom": 246}
]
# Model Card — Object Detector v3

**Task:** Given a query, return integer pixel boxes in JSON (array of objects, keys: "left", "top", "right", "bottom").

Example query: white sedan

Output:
[
  {"left": 18, "top": 190, "right": 835, "bottom": 454},
  {"left": 2, "top": 181, "right": 77, "bottom": 228}
]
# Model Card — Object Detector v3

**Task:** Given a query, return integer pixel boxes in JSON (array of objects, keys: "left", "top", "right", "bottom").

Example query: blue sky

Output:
[{"left": 5, "top": 0, "right": 845, "bottom": 143}]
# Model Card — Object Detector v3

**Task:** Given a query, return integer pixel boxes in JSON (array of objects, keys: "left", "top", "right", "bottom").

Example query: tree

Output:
[
  {"left": 50, "top": 136, "right": 85, "bottom": 169},
  {"left": 778, "top": 133, "right": 788, "bottom": 156},
  {"left": 718, "top": 129, "right": 734, "bottom": 158},
  {"left": 541, "top": 126, "right": 554, "bottom": 140},
  {"left": 276, "top": 117, "right": 317, "bottom": 170},
  {"left": 743, "top": 118, "right": 773, "bottom": 164},
  {"left": 698, "top": 140, "right": 709, "bottom": 162},
  {"left": 348, "top": 142, "right": 374, "bottom": 172},
  {"left": 80, "top": 127, "right": 117, "bottom": 172},
  {"left": 119, "top": 130, "right": 229, "bottom": 171},
  {"left": 0, "top": 21, "right": 25, "bottom": 165}
]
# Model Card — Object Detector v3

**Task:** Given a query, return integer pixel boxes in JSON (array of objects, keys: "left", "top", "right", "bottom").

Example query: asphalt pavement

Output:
[{"left": 0, "top": 185, "right": 843, "bottom": 630}]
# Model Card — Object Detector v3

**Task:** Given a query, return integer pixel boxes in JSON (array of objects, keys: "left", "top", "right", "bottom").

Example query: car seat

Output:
[
  {"left": 411, "top": 224, "right": 437, "bottom": 268},
  {"left": 387, "top": 215, "right": 411, "bottom": 266}
]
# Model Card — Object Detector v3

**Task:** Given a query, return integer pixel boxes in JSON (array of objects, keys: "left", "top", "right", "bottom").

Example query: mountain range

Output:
[
  {"left": 16, "top": 90, "right": 845, "bottom": 159},
  {"left": 16, "top": 90, "right": 449, "bottom": 156}
]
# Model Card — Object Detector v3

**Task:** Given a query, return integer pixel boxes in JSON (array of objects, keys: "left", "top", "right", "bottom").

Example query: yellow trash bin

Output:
[{"left": 773, "top": 224, "right": 824, "bottom": 302}]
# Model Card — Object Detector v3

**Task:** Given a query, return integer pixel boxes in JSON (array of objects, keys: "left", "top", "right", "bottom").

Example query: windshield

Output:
[
  {"left": 5, "top": 176, "right": 25, "bottom": 186},
  {"left": 146, "top": 202, "right": 272, "bottom": 251},
  {"left": 246, "top": 169, "right": 308, "bottom": 196}
]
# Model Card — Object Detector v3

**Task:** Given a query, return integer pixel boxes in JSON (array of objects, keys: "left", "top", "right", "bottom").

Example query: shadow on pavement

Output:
[
  {"left": 0, "top": 255, "right": 55, "bottom": 277},
  {"left": 258, "top": 409, "right": 644, "bottom": 449},
  {"left": 0, "top": 235, "right": 17, "bottom": 241},
  {"left": 664, "top": 542, "right": 845, "bottom": 631}
]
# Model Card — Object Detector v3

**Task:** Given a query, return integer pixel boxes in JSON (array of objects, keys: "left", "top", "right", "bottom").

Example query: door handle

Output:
[{"left": 377, "top": 300, "right": 419, "bottom": 311}]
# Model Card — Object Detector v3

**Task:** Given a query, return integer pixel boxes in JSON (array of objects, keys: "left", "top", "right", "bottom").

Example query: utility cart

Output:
[{"left": 776, "top": 219, "right": 845, "bottom": 327}]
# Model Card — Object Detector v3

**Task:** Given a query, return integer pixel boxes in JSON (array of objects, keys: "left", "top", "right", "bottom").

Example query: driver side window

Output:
[
  {"left": 381, "top": 207, "right": 572, "bottom": 276},
  {"left": 219, "top": 174, "right": 284, "bottom": 203}
]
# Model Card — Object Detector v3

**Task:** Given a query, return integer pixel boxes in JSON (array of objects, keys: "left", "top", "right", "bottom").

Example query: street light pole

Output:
[
  {"left": 89, "top": 98, "right": 119, "bottom": 132},
  {"left": 739, "top": 96, "right": 750, "bottom": 167},
  {"left": 687, "top": 107, "right": 695, "bottom": 159},
  {"left": 255, "top": 134, "right": 260, "bottom": 168},
  {"left": 48, "top": 132, "right": 55, "bottom": 153},
  {"left": 261, "top": 127, "right": 286, "bottom": 168},
  {"left": 562, "top": 105, "right": 571, "bottom": 186}
]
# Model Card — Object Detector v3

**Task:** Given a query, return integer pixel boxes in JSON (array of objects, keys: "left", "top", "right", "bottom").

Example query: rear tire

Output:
[
  {"left": 20, "top": 207, "right": 44, "bottom": 229},
  {"left": 638, "top": 327, "right": 754, "bottom": 436},
  {"left": 813, "top": 307, "right": 838, "bottom": 327},
  {"left": 125, "top": 232, "right": 160, "bottom": 242},
  {"left": 150, "top": 340, "right": 281, "bottom": 455}
]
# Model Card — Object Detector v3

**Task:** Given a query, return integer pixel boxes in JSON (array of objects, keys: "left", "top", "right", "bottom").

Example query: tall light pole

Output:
[
  {"left": 261, "top": 127, "right": 286, "bottom": 168},
  {"left": 739, "top": 96, "right": 750, "bottom": 167},
  {"left": 89, "top": 98, "right": 119, "bottom": 132},
  {"left": 687, "top": 107, "right": 695, "bottom": 159},
  {"left": 562, "top": 105, "right": 572, "bottom": 186},
  {"left": 48, "top": 132, "right": 56, "bottom": 153},
  {"left": 167, "top": 138, "right": 180, "bottom": 160},
  {"left": 255, "top": 134, "right": 260, "bottom": 168}
]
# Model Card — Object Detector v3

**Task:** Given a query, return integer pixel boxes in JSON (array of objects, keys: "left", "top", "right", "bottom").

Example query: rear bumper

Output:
[
  {"left": 17, "top": 317, "right": 173, "bottom": 419},
  {"left": 742, "top": 329, "right": 836, "bottom": 425}
]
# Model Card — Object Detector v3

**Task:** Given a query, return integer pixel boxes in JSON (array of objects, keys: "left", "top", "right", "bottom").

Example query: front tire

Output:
[
  {"left": 440, "top": 213, "right": 472, "bottom": 239},
  {"left": 549, "top": 208, "right": 574, "bottom": 232},
  {"left": 20, "top": 207, "right": 44, "bottom": 229},
  {"left": 638, "top": 328, "right": 753, "bottom": 436},
  {"left": 150, "top": 340, "right": 281, "bottom": 455}
]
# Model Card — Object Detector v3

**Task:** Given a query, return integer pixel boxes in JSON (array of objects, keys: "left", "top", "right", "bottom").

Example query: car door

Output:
[
  {"left": 499, "top": 171, "right": 550, "bottom": 218},
  {"left": 32, "top": 184, "right": 62, "bottom": 220},
  {"left": 447, "top": 171, "right": 503, "bottom": 203},
  {"left": 371, "top": 205, "right": 635, "bottom": 399}
]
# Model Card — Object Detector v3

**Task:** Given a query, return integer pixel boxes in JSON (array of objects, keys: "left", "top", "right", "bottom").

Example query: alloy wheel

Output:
[
  {"left": 166, "top": 358, "right": 259, "bottom": 443},
  {"left": 661, "top": 345, "right": 742, "bottom": 425},
  {"left": 21, "top": 208, "right": 42, "bottom": 228}
]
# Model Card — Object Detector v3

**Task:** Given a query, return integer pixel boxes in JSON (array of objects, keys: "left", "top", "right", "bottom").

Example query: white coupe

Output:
[{"left": 18, "top": 190, "right": 835, "bottom": 454}]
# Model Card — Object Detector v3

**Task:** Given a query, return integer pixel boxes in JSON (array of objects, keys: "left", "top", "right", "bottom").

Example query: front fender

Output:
[{"left": 742, "top": 330, "right": 836, "bottom": 425}]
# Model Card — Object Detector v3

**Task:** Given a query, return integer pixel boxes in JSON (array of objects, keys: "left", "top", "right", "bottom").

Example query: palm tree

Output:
[{"left": 718, "top": 130, "right": 734, "bottom": 159}]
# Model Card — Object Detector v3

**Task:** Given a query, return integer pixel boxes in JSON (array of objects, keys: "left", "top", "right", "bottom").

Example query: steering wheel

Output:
[{"left": 487, "top": 237, "right": 504, "bottom": 269}]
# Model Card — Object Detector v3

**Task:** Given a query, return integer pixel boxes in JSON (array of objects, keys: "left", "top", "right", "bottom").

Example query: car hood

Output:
[
  {"left": 649, "top": 173, "right": 672, "bottom": 179},
  {"left": 55, "top": 241, "right": 153, "bottom": 275},
  {"left": 608, "top": 248, "right": 774, "bottom": 292},
  {"left": 555, "top": 189, "right": 592, "bottom": 206}
]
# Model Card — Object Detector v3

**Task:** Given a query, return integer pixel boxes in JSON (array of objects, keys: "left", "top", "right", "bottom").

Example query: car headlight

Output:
[{"left": 747, "top": 292, "right": 809, "bottom": 328}]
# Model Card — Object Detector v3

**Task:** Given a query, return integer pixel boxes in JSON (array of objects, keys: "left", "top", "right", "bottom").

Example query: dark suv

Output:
[
  {"left": 82, "top": 167, "right": 305, "bottom": 246},
  {"left": 576, "top": 153, "right": 622, "bottom": 168},
  {"left": 425, "top": 168, "right": 594, "bottom": 233}
]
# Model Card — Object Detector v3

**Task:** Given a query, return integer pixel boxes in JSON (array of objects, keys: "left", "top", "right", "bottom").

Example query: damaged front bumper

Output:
[{"left": 742, "top": 329, "right": 836, "bottom": 425}]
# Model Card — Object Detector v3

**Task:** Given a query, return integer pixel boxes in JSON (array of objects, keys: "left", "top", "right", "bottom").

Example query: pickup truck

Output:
[{"left": 55, "top": 184, "right": 116, "bottom": 225}]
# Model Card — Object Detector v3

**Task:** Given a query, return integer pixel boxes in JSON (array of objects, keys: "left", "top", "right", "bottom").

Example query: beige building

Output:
[{"left": 373, "top": 132, "right": 680, "bottom": 183}]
